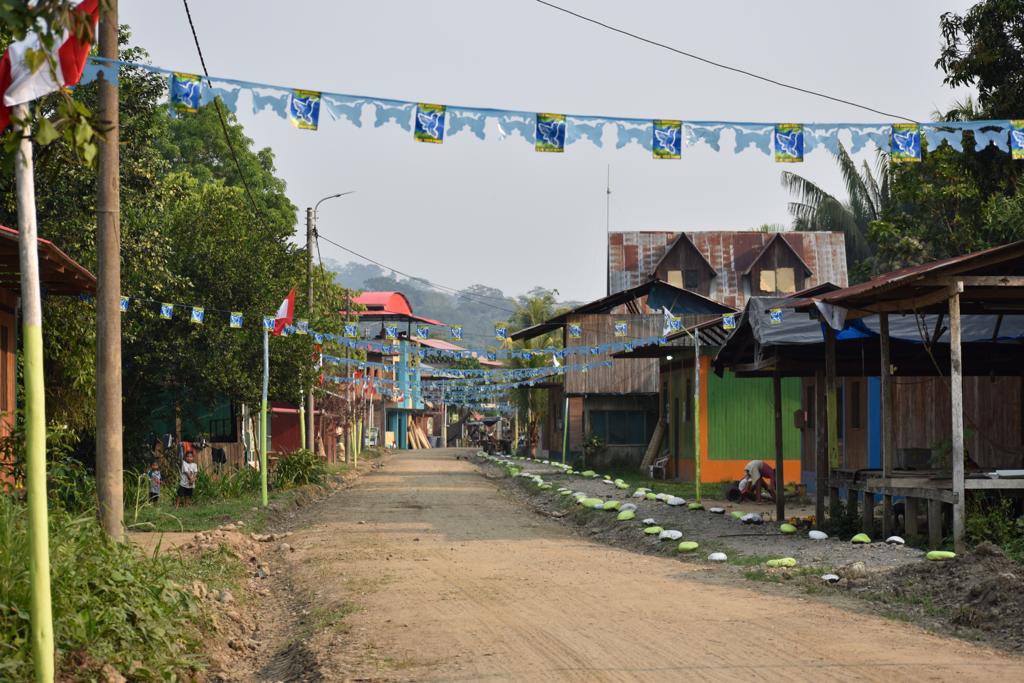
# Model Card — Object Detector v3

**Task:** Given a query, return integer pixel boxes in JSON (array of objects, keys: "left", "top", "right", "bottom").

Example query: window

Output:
[
  {"left": 759, "top": 269, "right": 776, "bottom": 293},
  {"left": 684, "top": 269, "right": 700, "bottom": 289},
  {"left": 776, "top": 267, "right": 796, "bottom": 293},
  {"left": 850, "top": 381, "right": 862, "bottom": 430},
  {"left": 590, "top": 410, "right": 653, "bottom": 445}
]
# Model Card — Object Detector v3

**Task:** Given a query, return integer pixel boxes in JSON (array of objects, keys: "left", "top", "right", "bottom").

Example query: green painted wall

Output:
[{"left": 707, "top": 371, "right": 801, "bottom": 461}]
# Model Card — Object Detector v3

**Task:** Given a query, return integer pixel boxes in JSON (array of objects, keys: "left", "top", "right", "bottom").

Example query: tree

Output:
[
  {"left": 937, "top": 0, "right": 1024, "bottom": 119},
  {"left": 508, "top": 289, "right": 566, "bottom": 455},
  {"left": 781, "top": 144, "right": 889, "bottom": 279}
]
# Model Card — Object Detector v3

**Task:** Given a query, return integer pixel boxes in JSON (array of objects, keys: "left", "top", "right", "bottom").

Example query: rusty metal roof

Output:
[
  {"left": 794, "top": 240, "right": 1024, "bottom": 315},
  {"left": 608, "top": 230, "right": 848, "bottom": 309}
]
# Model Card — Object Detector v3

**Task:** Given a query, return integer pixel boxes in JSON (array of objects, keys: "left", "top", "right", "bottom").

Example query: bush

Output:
[
  {"left": 966, "top": 496, "right": 1024, "bottom": 562},
  {"left": 0, "top": 495, "right": 208, "bottom": 680},
  {"left": 272, "top": 448, "right": 326, "bottom": 489}
]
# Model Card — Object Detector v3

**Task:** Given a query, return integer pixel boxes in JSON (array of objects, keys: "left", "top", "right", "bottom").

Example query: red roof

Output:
[
  {"left": 0, "top": 225, "right": 96, "bottom": 295},
  {"left": 344, "top": 291, "right": 443, "bottom": 325}
]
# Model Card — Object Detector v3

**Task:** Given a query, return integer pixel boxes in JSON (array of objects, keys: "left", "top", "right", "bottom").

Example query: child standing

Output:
[
  {"left": 147, "top": 460, "right": 162, "bottom": 504},
  {"left": 176, "top": 452, "right": 198, "bottom": 507}
]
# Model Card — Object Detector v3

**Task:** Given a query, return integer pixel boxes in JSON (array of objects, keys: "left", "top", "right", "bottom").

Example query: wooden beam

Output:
[
  {"left": 773, "top": 373, "right": 784, "bottom": 522},
  {"left": 862, "top": 490, "right": 875, "bottom": 536},
  {"left": 905, "top": 497, "right": 919, "bottom": 541},
  {"left": 825, "top": 326, "right": 840, "bottom": 521},
  {"left": 923, "top": 275, "right": 1024, "bottom": 287},
  {"left": 949, "top": 284, "right": 966, "bottom": 553},
  {"left": 928, "top": 499, "right": 944, "bottom": 549},
  {"left": 860, "top": 287, "right": 961, "bottom": 314},
  {"left": 880, "top": 313, "right": 894, "bottom": 539},
  {"left": 815, "top": 369, "right": 826, "bottom": 524}
]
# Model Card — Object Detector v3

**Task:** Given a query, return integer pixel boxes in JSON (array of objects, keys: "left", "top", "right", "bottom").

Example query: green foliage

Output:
[
  {"left": 0, "top": 495, "right": 214, "bottom": 680},
  {"left": 937, "top": 0, "right": 1024, "bottom": 119},
  {"left": 272, "top": 448, "right": 327, "bottom": 489},
  {"left": 965, "top": 496, "right": 1024, "bottom": 562},
  {"left": 0, "top": 416, "right": 94, "bottom": 513}
]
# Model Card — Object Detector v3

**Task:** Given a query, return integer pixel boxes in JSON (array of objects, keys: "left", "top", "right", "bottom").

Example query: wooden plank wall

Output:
[
  {"left": 893, "top": 376, "right": 1023, "bottom": 469},
  {"left": 564, "top": 313, "right": 661, "bottom": 395}
]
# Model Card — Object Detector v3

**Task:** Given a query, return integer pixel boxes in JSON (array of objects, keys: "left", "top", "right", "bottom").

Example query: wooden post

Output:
[
  {"left": 825, "top": 327, "right": 840, "bottom": 520},
  {"left": 928, "top": 498, "right": 943, "bottom": 549},
  {"left": 846, "top": 487, "right": 858, "bottom": 521},
  {"left": 862, "top": 491, "right": 875, "bottom": 536},
  {"left": 95, "top": 0, "right": 124, "bottom": 541},
  {"left": 772, "top": 374, "right": 784, "bottom": 521},
  {"left": 879, "top": 313, "right": 894, "bottom": 538},
  {"left": 693, "top": 333, "right": 701, "bottom": 502},
  {"left": 905, "top": 497, "right": 919, "bottom": 540},
  {"left": 949, "top": 283, "right": 966, "bottom": 553},
  {"left": 814, "top": 369, "right": 826, "bottom": 524}
]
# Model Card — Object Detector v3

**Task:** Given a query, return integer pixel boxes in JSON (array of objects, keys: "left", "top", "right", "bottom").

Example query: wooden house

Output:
[
  {"left": 511, "top": 279, "right": 730, "bottom": 468},
  {"left": 610, "top": 230, "right": 848, "bottom": 484}
]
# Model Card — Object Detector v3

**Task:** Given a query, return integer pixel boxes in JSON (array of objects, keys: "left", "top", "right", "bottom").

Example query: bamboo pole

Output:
[
  {"left": 880, "top": 314, "right": 894, "bottom": 537},
  {"left": 14, "top": 102, "right": 55, "bottom": 683},
  {"left": 260, "top": 328, "right": 269, "bottom": 506},
  {"left": 298, "top": 390, "right": 306, "bottom": 451},
  {"left": 561, "top": 394, "right": 569, "bottom": 465},
  {"left": 693, "top": 332, "right": 701, "bottom": 502},
  {"left": 949, "top": 283, "right": 966, "bottom": 552}
]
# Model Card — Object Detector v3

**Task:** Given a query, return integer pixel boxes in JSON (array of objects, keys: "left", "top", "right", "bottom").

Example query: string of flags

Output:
[{"left": 81, "top": 57, "right": 1024, "bottom": 162}]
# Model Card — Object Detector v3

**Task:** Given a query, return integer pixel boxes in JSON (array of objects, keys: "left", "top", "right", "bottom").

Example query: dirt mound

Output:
[{"left": 864, "top": 542, "right": 1024, "bottom": 652}]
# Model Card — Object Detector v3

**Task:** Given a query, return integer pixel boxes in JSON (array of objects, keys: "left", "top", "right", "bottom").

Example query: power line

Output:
[
  {"left": 535, "top": 0, "right": 918, "bottom": 124},
  {"left": 181, "top": 0, "right": 266, "bottom": 220},
  {"left": 315, "top": 232, "right": 519, "bottom": 315}
]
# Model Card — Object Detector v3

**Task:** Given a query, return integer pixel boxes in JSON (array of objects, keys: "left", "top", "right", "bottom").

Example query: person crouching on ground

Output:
[
  {"left": 727, "top": 459, "right": 776, "bottom": 503},
  {"left": 147, "top": 460, "right": 162, "bottom": 504},
  {"left": 176, "top": 452, "right": 198, "bottom": 507}
]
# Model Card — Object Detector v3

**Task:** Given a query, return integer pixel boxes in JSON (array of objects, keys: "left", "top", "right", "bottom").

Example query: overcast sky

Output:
[{"left": 122, "top": 1, "right": 975, "bottom": 302}]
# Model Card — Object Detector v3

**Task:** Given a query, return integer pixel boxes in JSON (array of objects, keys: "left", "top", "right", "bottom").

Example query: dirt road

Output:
[{"left": 268, "top": 449, "right": 1024, "bottom": 681}]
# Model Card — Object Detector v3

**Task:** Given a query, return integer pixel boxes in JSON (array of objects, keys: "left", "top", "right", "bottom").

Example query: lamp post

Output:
[{"left": 306, "top": 192, "right": 354, "bottom": 453}]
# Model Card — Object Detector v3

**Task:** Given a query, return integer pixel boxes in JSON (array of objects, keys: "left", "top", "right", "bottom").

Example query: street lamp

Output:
[{"left": 305, "top": 191, "right": 355, "bottom": 456}]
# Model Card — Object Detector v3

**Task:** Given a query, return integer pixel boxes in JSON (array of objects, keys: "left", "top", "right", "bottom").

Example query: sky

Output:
[{"left": 121, "top": 0, "right": 976, "bottom": 303}]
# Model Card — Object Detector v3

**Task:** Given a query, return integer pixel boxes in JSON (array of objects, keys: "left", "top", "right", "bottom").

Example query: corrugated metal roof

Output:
[
  {"left": 796, "top": 240, "right": 1024, "bottom": 314},
  {"left": 608, "top": 230, "right": 848, "bottom": 309}
]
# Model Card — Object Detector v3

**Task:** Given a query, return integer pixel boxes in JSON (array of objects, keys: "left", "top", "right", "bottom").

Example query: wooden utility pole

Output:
[
  {"left": 95, "top": 0, "right": 123, "bottom": 540},
  {"left": 14, "top": 102, "right": 55, "bottom": 683},
  {"left": 773, "top": 373, "right": 785, "bottom": 522}
]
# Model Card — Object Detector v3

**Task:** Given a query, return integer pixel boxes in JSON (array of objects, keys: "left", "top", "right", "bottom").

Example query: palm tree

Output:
[
  {"left": 508, "top": 289, "right": 567, "bottom": 456},
  {"left": 780, "top": 143, "right": 890, "bottom": 271}
]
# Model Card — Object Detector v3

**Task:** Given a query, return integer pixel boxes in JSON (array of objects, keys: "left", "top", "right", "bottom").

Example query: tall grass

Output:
[{"left": 0, "top": 495, "right": 212, "bottom": 680}]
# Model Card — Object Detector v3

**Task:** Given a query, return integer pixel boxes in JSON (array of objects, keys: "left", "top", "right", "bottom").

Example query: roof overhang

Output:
[
  {"left": 511, "top": 279, "right": 734, "bottom": 341},
  {"left": 0, "top": 225, "right": 95, "bottom": 295}
]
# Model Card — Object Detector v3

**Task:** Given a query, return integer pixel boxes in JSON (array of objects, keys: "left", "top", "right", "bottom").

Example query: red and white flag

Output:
[
  {"left": 273, "top": 288, "right": 295, "bottom": 336},
  {"left": 0, "top": 0, "right": 100, "bottom": 131}
]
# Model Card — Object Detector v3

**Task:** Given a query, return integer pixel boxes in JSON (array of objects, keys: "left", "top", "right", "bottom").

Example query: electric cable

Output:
[{"left": 535, "top": 0, "right": 918, "bottom": 123}]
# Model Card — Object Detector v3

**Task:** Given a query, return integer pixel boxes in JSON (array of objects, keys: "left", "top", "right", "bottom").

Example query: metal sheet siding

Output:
[
  {"left": 706, "top": 372, "right": 802, "bottom": 463},
  {"left": 608, "top": 230, "right": 848, "bottom": 306},
  {"left": 564, "top": 313, "right": 661, "bottom": 395}
]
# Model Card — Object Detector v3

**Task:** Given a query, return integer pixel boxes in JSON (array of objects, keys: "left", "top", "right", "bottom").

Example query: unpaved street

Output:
[{"left": 268, "top": 450, "right": 1024, "bottom": 681}]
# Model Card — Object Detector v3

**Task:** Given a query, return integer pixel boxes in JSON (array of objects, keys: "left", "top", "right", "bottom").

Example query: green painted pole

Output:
[
  {"left": 260, "top": 328, "right": 269, "bottom": 506},
  {"left": 561, "top": 395, "right": 569, "bottom": 465},
  {"left": 298, "top": 391, "right": 306, "bottom": 451},
  {"left": 14, "top": 103, "right": 54, "bottom": 683}
]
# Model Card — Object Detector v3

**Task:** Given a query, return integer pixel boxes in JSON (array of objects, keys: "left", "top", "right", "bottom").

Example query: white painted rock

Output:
[
  {"left": 821, "top": 573, "right": 840, "bottom": 584},
  {"left": 602, "top": 479, "right": 615, "bottom": 485},
  {"left": 665, "top": 496, "right": 686, "bottom": 506},
  {"left": 642, "top": 518, "right": 657, "bottom": 525},
  {"left": 632, "top": 491, "right": 647, "bottom": 499},
  {"left": 885, "top": 536, "right": 906, "bottom": 545},
  {"left": 619, "top": 503, "right": 638, "bottom": 513},
  {"left": 708, "top": 507, "right": 725, "bottom": 514},
  {"left": 659, "top": 529, "right": 683, "bottom": 541},
  {"left": 593, "top": 503, "right": 605, "bottom": 509},
  {"left": 808, "top": 530, "right": 829, "bottom": 541},
  {"left": 655, "top": 492, "right": 669, "bottom": 501},
  {"left": 741, "top": 513, "right": 763, "bottom": 525},
  {"left": 707, "top": 552, "right": 728, "bottom": 562}
]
